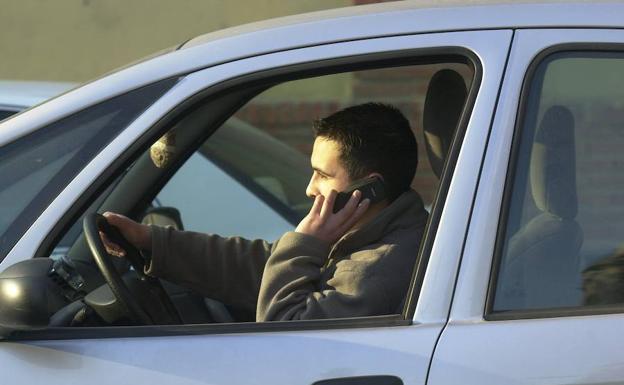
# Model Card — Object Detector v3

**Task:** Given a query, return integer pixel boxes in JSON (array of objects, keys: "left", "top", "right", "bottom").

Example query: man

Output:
[{"left": 103, "top": 102, "right": 429, "bottom": 321}]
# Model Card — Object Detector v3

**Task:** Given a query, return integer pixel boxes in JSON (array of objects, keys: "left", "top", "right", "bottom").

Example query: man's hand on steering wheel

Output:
[
  {"left": 99, "top": 212, "right": 152, "bottom": 258},
  {"left": 84, "top": 212, "right": 181, "bottom": 325}
]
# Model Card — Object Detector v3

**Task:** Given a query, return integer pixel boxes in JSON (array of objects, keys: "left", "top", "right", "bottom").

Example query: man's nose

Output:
[{"left": 305, "top": 177, "right": 317, "bottom": 198}]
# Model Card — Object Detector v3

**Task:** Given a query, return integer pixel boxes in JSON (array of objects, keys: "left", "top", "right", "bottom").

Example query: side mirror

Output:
[
  {"left": 141, "top": 206, "right": 184, "bottom": 230},
  {"left": 0, "top": 259, "right": 67, "bottom": 337}
]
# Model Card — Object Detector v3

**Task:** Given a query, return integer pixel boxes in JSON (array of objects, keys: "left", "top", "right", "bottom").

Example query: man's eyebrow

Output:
[{"left": 312, "top": 167, "right": 332, "bottom": 176}]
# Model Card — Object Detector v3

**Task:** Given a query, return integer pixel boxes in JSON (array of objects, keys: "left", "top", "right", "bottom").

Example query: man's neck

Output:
[{"left": 351, "top": 199, "right": 389, "bottom": 231}]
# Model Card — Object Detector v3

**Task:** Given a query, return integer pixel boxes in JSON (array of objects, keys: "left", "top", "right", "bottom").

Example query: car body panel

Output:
[
  {"left": 0, "top": 27, "right": 512, "bottom": 385},
  {"left": 1, "top": 30, "right": 513, "bottom": 325},
  {"left": 2, "top": 326, "right": 441, "bottom": 385},
  {"left": 184, "top": 1, "right": 624, "bottom": 50},
  {"left": 428, "top": 28, "right": 624, "bottom": 385}
]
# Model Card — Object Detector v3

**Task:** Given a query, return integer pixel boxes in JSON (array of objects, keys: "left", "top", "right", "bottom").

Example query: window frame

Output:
[
  {"left": 486, "top": 43, "right": 624, "bottom": 321},
  {"left": 14, "top": 46, "right": 482, "bottom": 341}
]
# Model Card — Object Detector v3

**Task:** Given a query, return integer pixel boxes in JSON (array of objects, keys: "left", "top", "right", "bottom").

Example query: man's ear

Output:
[{"left": 365, "top": 172, "right": 384, "bottom": 181}]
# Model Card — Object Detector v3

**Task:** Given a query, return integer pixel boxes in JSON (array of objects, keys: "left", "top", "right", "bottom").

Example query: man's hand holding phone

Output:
[{"left": 295, "top": 189, "right": 370, "bottom": 245}]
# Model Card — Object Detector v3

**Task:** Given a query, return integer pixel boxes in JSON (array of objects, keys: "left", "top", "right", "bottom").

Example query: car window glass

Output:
[
  {"left": 0, "top": 79, "right": 176, "bottom": 262},
  {"left": 493, "top": 51, "right": 624, "bottom": 312},
  {"left": 156, "top": 151, "right": 293, "bottom": 241},
  {"left": 153, "top": 64, "right": 472, "bottom": 239},
  {"left": 40, "top": 58, "right": 476, "bottom": 329}
]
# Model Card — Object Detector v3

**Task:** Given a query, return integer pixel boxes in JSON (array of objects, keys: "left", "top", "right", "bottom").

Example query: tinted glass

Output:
[
  {"left": 0, "top": 110, "right": 17, "bottom": 121},
  {"left": 493, "top": 52, "right": 624, "bottom": 311},
  {"left": 0, "top": 79, "right": 176, "bottom": 262}
]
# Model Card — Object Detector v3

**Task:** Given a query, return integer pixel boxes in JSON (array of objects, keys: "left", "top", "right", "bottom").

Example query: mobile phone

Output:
[{"left": 332, "top": 176, "right": 386, "bottom": 213}]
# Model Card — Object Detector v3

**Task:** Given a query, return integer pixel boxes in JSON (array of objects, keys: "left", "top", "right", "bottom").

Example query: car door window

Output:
[
  {"left": 155, "top": 151, "right": 296, "bottom": 241},
  {"left": 153, "top": 116, "right": 310, "bottom": 240},
  {"left": 29, "top": 53, "right": 479, "bottom": 331},
  {"left": 137, "top": 61, "right": 474, "bottom": 321},
  {"left": 152, "top": 63, "right": 474, "bottom": 241},
  {"left": 492, "top": 51, "right": 624, "bottom": 312}
]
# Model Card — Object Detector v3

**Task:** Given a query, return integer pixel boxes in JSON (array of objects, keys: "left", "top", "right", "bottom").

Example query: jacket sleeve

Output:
[
  {"left": 256, "top": 231, "right": 396, "bottom": 321},
  {"left": 146, "top": 225, "right": 273, "bottom": 313}
]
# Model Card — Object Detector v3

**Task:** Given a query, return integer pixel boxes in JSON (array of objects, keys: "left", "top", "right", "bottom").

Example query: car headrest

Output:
[
  {"left": 530, "top": 105, "right": 578, "bottom": 219},
  {"left": 423, "top": 69, "right": 467, "bottom": 178}
]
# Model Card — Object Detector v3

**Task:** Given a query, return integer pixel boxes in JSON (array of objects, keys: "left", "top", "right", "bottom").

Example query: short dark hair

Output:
[{"left": 313, "top": 102, "right": 417, "bottom": 201}]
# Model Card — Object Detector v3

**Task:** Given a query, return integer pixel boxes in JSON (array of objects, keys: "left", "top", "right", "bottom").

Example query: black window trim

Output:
[
  {"left": 20, "top": 46, "right": 482, "bottom": 341},
  {"left": 485, "top": 43, "right": 624, "bottom": 322}
]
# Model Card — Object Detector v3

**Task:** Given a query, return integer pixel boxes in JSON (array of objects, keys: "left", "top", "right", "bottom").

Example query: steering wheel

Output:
[{"left": 83, "top": 213, "right": 181, "bottom": 325}]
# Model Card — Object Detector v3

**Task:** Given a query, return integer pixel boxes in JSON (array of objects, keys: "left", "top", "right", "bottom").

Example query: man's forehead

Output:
[
  {"left": 311, "top": 137, "right": 343, "bottom": 172},
  {"left": 311, "top": 137, "right": 340, "bottom": 160}
]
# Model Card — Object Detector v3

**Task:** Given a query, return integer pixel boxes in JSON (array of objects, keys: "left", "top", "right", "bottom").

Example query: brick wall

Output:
[{"left": 574, "top": 104, "right": 624, "bottom": 263}]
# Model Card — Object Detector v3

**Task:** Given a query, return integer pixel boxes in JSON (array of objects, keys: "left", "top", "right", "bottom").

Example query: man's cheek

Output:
[{"left": 320, "top": 183, "right": 336, "bottom": 197}]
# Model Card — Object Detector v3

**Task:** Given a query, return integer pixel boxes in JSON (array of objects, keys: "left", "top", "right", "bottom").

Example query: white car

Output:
[{"left": 1, "top": 1, "right": 624, "bottom": 384}]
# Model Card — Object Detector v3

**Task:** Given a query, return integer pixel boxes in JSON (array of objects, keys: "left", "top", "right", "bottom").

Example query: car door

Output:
[
  {"left": 0, "top": 30, "right": 511, "bottom": 385},
  {"left": 428, "top": 29, "right": 624, "bottom": 384}
]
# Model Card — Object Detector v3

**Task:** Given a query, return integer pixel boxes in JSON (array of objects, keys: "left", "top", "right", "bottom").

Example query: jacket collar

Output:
[{"left": 332, "top": 189, "right": 427, "bottom": 253}]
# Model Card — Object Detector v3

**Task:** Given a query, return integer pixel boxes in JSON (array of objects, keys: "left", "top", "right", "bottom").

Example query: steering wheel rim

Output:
[{"left": 83, "top": 213, "right": 180, "bottom": 325}]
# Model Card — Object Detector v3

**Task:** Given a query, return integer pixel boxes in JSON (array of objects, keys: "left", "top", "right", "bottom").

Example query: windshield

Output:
[{"left": 0, "top": 78, "right": 177, "bottom": 262}]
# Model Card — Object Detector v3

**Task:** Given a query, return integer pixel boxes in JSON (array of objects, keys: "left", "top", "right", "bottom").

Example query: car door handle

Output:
[{"left": 312, "top": 375, "right": 403, "bottom": 385}]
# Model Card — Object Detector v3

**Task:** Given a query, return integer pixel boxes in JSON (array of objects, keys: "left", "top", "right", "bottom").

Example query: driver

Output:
[{"left": 102, "top": 102, "right": 429, "bottom": 321}]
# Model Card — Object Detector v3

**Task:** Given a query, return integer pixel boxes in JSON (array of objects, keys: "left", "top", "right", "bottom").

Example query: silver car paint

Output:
[
  {"left": 0, "top": 29, "right": 512, "bottom": 385},
  {"left": 0, "top": 1, "right": 622, "bottom": 384},
  {"left": 429, "top": 28, "right": 624, "bottom": 385}
]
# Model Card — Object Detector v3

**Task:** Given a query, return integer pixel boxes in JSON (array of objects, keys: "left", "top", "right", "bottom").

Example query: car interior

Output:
[
  {"left": 495, "top": 105, "right": 583, "bottom": 310},
  {"left": 0, "top": 58, "right": 474, "bottom": 331}
]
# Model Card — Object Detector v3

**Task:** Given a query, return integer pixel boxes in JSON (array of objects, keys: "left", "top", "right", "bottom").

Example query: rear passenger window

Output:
[{"left": 493, "top": 51, "right": 624, "bottom": 312}]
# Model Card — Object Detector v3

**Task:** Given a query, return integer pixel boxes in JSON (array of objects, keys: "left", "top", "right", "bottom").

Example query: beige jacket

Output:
[{"left": 146, "top": 189, "right": 428, "bottom": 321}]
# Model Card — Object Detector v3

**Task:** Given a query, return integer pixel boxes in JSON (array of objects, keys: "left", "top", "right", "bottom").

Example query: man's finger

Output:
[
  {"left": 332, "top": 190, "right": 362, "bottom": 226},
  {"left": 310, "top": 194, "right": 324, "bottom": 216},
  {"left": 99, "top": 231, "right": 126, "bottom": 257},
  {"left": 103, "top": 211, "right": 128, "bottom": 228},
  {"left": 337, "top": 198, "right": 370, "bottom": 235},
  {"left": 339, "top": 190, "right": 362, "bottom": 218},
  {"left": 320, "top": 190, "right": 338, "bottom": 219}
]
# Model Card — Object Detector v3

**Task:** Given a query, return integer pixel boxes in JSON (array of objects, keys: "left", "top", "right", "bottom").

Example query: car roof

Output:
[
  {"left": 86, "top": 0, "right": 624, "bottom": 88},
  {"left": 3, "top": 0, "right": 623, "bottom": 144},
  {"left": 0, "top": 80, "right": 77, "bottom": 110},
  {"left": 137, "top": 1, "right": 624, "bottom": 87},
  {"left": 183, "top": 0, "right": 624, "bottom": 50}
]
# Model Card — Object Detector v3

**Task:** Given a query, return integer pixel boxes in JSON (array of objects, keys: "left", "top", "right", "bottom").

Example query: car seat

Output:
[
  {"left": 422, "top": 69, "right": 468, "bottom": 178},
  {"left": 497, "top": 105, "right": 583, "bottom": 309},
  {"left": 397, "top": 69, "right": 467, "bottom": 314}
]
